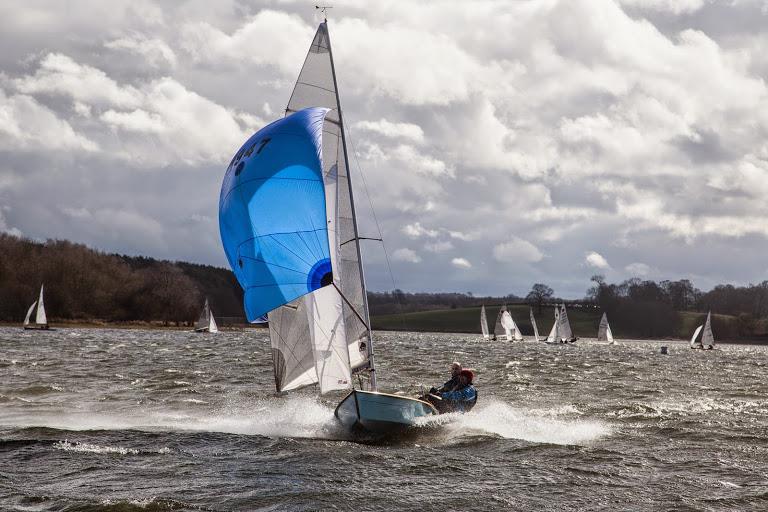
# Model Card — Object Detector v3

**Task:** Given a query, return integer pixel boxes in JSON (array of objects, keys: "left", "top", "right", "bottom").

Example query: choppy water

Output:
[{"left": 1, "top": 327, "right": 767, "bottom": 511}]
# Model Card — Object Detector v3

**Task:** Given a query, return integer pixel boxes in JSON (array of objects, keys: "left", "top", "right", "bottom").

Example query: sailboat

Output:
[
  {"left": 690, "top": 311, "right": 715, "bottom": 350},
  {"left": 23, "top": 284, "right": 49, "bottom": 330},
  {"left": 558, "top": 304, "right": 577, "bottom": 343},
  {"left": 597, "top": 312, "right": 615, "bottom": 344},
  {"left": 218, "top": 20, "right": 437, "bottom": 434},
  {"left": 494, "top": 304, "right": 515, "bottom": 341},
  {"left": 509, "top": 314, "right": 524, "bottom": 341},
  {"left": 545, "top": 306, "right": 559, "bottom": 343},
  {"left": 480, "top": 305, "right": 491, "bottom": 341},
  {"left": 530, "top": 307, "right": 543, "bottom": 341},
  {"left": 194, "top": 298, "right": 219, "bottom": 333}
]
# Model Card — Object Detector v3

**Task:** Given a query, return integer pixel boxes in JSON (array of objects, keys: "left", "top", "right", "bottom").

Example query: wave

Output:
[
  {"left": 0, "top": 396, "right": 343, "bottom": 440},
  {"left": 53, "top": 440, "right": 171, "bottom": 455},
  {"left": 1, "top": 396, "right": 610, "bottom": 446},
  {"left": 417, "top": 400, "right": 610, "bottom": 446}
]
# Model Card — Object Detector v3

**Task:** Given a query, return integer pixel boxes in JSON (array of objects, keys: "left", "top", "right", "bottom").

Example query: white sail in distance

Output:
[
  {"left": 690, "top": 324, "right": 704, "bottom": 347},
  {"left": 480, "top": 305, "right": 490, "bottom": 340},
  {"left": 701, "top": 311, "right": 714, "bottom": 348},
  {"left": 267, "top": 22, "right": 374, "bottom": 393},
  {"left": 558, "top": 304, "right": 573, "bottom": 341},
  {"left": 598, "top": 312, "right": 614, "bottom": 344},
  {"left": 196, "top": 299, "right": 219, "bottom": 333},
  {"left": 495, "top": 305, "right": 511, "bottom": 341},
  {"left": 36, "top": 285, "right": 47, "bottom": 325},
  {"left": 510, "top": 316, "right": 524, "bottom": 341},
  {"left": 23, "top": 301, "right": 37, "bottom": 327},
  {"left": 530, "top": 308, "right": 541, "bottom": 341},
  {"left": 546, "top": 306, "right": 559, "bottom": 342}
]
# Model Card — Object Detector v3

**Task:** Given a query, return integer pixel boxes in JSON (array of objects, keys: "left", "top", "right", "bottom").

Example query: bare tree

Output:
[{"left": 526, "top": 283, "right": 554, "bottom": 314}]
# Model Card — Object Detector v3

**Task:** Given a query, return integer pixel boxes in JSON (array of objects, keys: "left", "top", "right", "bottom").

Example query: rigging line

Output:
[{"left": 343, "top": 125, "right": 408, "bottom": 331}]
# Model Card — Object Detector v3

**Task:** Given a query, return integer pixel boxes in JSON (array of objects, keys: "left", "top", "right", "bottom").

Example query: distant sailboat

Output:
[
  {"left": 597, "top": 312, "right": 615, "bottom": 344},
  {"left": 23, "top": 284, "right": 49, "bottom": 330},
  {"left": 194, "top": 298, "right": 219, "bottom": 333},
  {"left": 690, "top": 311, "right": 715, "bottom": 350},
  {"left": 509, "top": 315, "right": 524, "bottom": 341},
  {"left": 558, "top": 304, "right": 576, "bottom": 343},
  {"left": 218, "top": 20, "right": 437, "bottom": 434},
  {"left": 546, "top": 306, "right": 559, "bottom": 343},
  {"left": 530, "top": 307, "right": 543, "bottom": 341},
  {"left": 480, "top": 305, "right": 491, "bottom": 341},
  {"left": 494, "top": 305, "right": 514, "bottom": 341}
]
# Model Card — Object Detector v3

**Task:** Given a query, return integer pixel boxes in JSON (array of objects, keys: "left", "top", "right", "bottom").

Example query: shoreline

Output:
[{"left": 0, "top": 321, "right": 266, "bottom": 331}]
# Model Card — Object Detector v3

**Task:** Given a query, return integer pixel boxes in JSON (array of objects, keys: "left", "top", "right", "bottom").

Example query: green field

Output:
[
  {"left": 372, "top": 304, "right": 601, "bottom": 337},
  {"left": 372, "top": 305, "right": 743, "bottom": 340}
]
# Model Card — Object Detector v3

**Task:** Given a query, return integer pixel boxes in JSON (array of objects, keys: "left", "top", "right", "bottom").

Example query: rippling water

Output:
[{"left": 1, "top": 327, "right": 767, "bottom": 511}]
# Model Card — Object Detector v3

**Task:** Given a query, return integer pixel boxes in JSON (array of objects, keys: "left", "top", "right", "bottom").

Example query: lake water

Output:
[{"left": 1, "top": 327, "right": 767, "bottom": 511}]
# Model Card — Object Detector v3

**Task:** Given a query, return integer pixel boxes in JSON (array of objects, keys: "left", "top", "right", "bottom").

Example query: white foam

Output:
[
  {"left": 2, "top": 396, "right": 341, "bottom": 439},
  {"left": 53, "top": 440, "right": 171, "bottom": 455},
  {"left": 422, "top": 400, "right": 610, "bottom": 446}
]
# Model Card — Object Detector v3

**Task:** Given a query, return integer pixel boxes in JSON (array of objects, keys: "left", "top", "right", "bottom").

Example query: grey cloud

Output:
[{"left": 1, "top": 0, "right": 768, "bottom": 300}]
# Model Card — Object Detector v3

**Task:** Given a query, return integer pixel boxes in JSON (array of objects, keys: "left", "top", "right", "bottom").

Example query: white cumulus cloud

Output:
[{"left": 585, "top": 251, "right": 611, "bottom": 270}]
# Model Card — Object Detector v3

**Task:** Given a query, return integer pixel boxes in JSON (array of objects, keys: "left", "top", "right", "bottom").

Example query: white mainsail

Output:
[
  {"left": 267, "top": 22, "right": 374, "bottom": 393},
  {"left": 35, "top": 285, "right": 47, "bottom": 325},
  {"left": 480, "top": 305, "right": 490, "bottom": 340},
  {"left": 546, "top": 306, "right": 559, "bottom": 342},
  {"left": 530, "top": 307, "right": 541, "bottom": 341},
  {"left": 598, "top": 312, "right": 614, "bottom": 344},
  {"left": 701, "top": 311, "right": 714, "bottom": 348},
  {"left": 558, "top": 304, "right": 573, "bottom": 341},
  {"left": 690, "top": 324, "right": 704, "bottom": 348}
]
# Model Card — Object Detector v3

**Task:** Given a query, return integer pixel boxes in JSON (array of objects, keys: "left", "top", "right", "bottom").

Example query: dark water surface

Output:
[{"left": 1, "top": 327, "right": 767, "bottom": 511}]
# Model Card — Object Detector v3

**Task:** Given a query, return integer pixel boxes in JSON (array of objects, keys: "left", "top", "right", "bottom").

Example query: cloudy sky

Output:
[{"left": 1, "top": 0, "right": 768, "bottom": 298}]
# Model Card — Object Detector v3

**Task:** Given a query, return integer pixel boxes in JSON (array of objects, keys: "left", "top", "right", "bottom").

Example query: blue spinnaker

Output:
[{"left": 219, "top": 107, "right": 332, "bottom": 321}]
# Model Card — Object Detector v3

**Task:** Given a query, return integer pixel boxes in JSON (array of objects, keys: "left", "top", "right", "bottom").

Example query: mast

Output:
[{"left": 324, "top": 21, "right": 378, "bottom": 391}]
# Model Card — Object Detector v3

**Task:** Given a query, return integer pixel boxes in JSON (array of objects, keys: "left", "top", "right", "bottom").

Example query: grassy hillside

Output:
[
  {"left": 372, "top": 304, "right": 602, "bottom": 336},
  {"left": 373, "top": 305, "right": 744, "bottom": 340}
]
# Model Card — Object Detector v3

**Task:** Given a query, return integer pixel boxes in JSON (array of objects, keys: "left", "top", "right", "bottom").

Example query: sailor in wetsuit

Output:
[{"left": 439, "top": 370, "right": 477, "bottom": 413}]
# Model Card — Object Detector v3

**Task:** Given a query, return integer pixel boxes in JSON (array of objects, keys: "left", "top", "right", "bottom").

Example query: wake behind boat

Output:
[{"left": 218, "top": 20, "right": 437, "bottom": 435}]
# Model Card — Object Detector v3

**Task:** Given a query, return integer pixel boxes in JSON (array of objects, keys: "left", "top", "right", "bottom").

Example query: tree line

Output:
[
  {"left": 585, "top": 275, "right": 768, "bottom": 338},
  {"left": 0, "top": 234, "right": 243, "bottom": 325}
]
